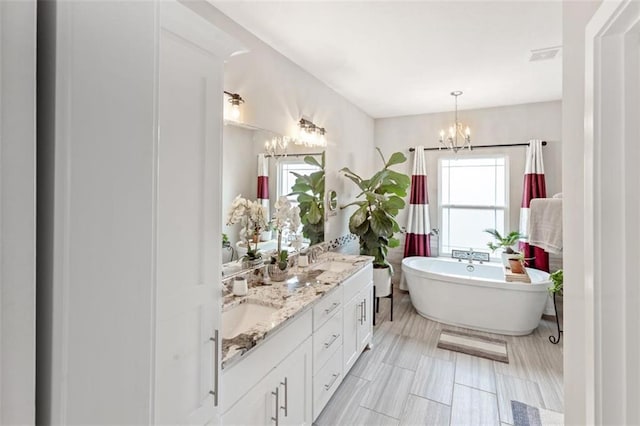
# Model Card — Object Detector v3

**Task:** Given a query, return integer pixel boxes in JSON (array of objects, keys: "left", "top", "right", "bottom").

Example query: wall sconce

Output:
[
  {"left": 224, "top": 91, "right": 244, "bottom": 122},
  {"left": 296, "top": 118, "right": 327, "bottom": 148}
]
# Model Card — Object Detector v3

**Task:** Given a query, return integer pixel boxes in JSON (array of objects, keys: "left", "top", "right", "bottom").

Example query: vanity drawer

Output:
[
  {"left": 313, "top": 286, "right": 343, "bottom": 331},
  {"left": 342, "top": 263, "right": 373, "bottom": 303},
  {"left": 313, "top": 309, "right": 343, "bottom": 374},
  {"left": 313, "top": 345, "right": 343, "bottom": 419}
]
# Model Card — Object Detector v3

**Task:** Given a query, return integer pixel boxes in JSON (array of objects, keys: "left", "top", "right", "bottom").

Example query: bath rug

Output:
[
  {"left": 511, "top": 400, "right": 564, "bottom": 426},
  {"left": 437, "top": 329, "right": 509, "bottom": 363}
]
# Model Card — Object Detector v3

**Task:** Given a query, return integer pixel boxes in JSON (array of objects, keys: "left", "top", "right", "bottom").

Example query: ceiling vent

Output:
[{"left": 529, "top": 46, "right": 562, "bottom": 62}]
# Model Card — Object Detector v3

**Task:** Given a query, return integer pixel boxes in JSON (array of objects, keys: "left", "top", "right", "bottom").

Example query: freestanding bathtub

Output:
[{"left": 402, "top": 257, "right": 551, "bottom": 336}]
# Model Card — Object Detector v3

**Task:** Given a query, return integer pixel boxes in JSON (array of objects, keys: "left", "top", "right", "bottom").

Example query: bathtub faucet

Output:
[{"left": 451, "top": 249, "right": 489, "bottom": 264}]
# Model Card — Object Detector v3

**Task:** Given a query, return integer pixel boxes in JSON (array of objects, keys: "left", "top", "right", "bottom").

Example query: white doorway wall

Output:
[
  {"left": 0, "top": 1, "right": 37, "bottom": 423},
  {"left": 584, "top": 1, "right": 640, "bottom": 424}
]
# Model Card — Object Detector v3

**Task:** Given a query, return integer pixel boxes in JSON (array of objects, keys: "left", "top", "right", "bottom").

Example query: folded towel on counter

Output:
[{"left": 528, "top": 198, "right": 563, "bottom": 254}]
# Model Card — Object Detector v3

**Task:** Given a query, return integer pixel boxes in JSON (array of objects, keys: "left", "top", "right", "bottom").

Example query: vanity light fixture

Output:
[
  {"left": 438, "top": 91, "right": 472, "bottom": 153},
  {"left": 224, "top": 91, "right": 244, "bottom": 121},
  {"left": 296, "top": 118, "right": 327, "bottom": 148},
  {"left": 264, "top": 136, "right": 292, "bottom": 160}
]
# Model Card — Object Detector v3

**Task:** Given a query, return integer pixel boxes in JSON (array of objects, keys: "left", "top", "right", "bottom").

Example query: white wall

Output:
[
  {"left": 562, "top": 2, "right": 602, "bottom": 425},
  {"left": 375, "top": 101, "right": 562, "bottom": 276},
  {"left": 0, "top": 1, "right": 36, "bottom": 423},
  {"left": 184, "top": 2, "right": 376, "bottom": 245}
]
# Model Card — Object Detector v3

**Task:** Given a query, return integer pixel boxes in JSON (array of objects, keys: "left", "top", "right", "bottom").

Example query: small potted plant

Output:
[
  {"left": 548, "top": 269, "right": 563, "bottom": 296},
  {"left": 484, "top": 228, "right": 525, "bottom": 267},
  {"left": 268, "top": 196, "right": 301, "bottom": 281}
]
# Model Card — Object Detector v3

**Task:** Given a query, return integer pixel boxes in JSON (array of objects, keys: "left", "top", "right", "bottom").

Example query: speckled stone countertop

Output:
[{"left": 221, "top": 252, "right": 373, "bottom": 370}]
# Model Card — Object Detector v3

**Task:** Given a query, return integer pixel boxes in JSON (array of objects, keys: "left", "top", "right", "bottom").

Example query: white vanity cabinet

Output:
[
  {"left": 342, "top": 265, "right": 374, "bottom": 373},
  {"left": 222, "top": 337, "right": 312, "bottom": 426}
]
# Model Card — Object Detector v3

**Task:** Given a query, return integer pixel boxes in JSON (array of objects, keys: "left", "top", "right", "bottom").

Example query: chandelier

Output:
[
  {"left": 296, "top": 118, "right": 327, "bottom": 148},
  {"left": 438, "top": 91, "right": 471, "bottom": 153},
  {"left": 264, "top": 136, "right": 291, "bottom": 160}
]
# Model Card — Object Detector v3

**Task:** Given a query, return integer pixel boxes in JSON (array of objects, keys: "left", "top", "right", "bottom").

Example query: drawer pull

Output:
[
  {"left": 324, "top": 333, "right": 340, "bottom": 349},
  {"left": 280, "top": 377, "right": 288, "bottom": 417},
  {"left": 362, "top": 298, "right": 367, "bottom": 323},
  {"left": 324, "top": 301, "right": 340, "bottom": 315},
  {"left": 324, "top": 373, "right": 340, "bottom": 391},
  {"left": 271, "top": 387, "right": 279, "bottom": 425}
]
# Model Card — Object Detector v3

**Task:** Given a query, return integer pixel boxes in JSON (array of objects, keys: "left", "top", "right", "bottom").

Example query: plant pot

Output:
[
  {"left": 508, "top": 258, "right": 525, "bottom": 274},
  {"left": 373, "top": 266, "right": 392, "bottom": 298},
  {"left": 501, "top": 252, "right": 521, "bottom": 267},
  {"left": 267, "top": 263, "right": 289, "bottom": 282},
  {"left": 241, "top": 258, "right": 263, "bottom": 270}
]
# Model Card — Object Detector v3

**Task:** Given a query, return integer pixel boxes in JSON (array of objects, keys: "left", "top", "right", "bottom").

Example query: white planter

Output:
[{"left": 373, "top": 267, "right": 392, "bottom": 298}]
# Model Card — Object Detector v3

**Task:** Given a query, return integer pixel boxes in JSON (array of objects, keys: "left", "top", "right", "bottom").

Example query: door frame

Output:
[
  {"left": 0, "top": 0, "right": 37, "bottom": 423},
  {"left": 584, "top": 1, "right": 640, "bottom": 423}
]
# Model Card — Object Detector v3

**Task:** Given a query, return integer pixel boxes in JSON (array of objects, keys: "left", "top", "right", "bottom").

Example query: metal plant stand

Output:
[{"left": 549, "top": 292, "right": 563, "bottom": 344}]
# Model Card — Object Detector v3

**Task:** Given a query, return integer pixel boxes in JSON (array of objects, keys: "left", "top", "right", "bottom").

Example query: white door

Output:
[
  {"left": 0, "top": 1, "right": 36, "bottom": 423},
  {"left": 279, "top": 338, "right": 313, "bottom": 426},
  {"left": 357, "top": 286, "right": 373, "bottom": 351},
  {"left": 154, "top": 3, "right": 242, "bottom": 424},
  {"left": 584, "top": 1, "right": 640, "bottom": 424}
]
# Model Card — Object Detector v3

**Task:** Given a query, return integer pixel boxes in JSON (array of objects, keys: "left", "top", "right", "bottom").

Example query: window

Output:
[
  {"left": 277, "top": 158, "right": 321, "bottom": 203},
  {"left": 439, "top": 156, "right": 507, "bottom": 255}
]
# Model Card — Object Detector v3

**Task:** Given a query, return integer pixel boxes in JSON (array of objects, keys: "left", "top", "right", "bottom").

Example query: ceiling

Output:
[{"left": 212, "top": 1, "right": 562, "bottom": 119}]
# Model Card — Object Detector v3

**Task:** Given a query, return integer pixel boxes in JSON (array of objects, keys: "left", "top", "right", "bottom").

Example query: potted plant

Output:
[
  {"left": 226, "top": 195, "right": 268, "bottom": 268},
  {"left": 484, "top": 228, "right": 525, "bottom": 267},
  {"left": 268, "top": 196, "right": 301, "bottom": 281},
  {"left": 548, "top": 269, "right": 563, "bottom": 295},
  {"left": 288, "top": 152, "right": 325, "bottom": 245},
  {"left": 340, "top": 148, "right": 410, "bottom": 296}
]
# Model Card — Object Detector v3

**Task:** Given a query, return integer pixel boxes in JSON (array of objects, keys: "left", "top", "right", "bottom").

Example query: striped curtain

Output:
[
  {"left": 257, "top": 153, "right": 270, "bottom": 224},
  {"left": 404, "top": 145, "right": 431, "bottom": 258},
  {"left": 519, "top": 140, "right": 549, "bottom": 271}
]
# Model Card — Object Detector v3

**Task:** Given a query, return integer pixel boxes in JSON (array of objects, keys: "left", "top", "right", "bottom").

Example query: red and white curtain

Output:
[
  {"left": 257, "top": 153, "right": 270, "bottom": 218},
  {"left": 404, "top": 145, "right": 431, "bottom": 259},
  {"left": 519, "top": 140, "right": 549, "bottom": 272}
]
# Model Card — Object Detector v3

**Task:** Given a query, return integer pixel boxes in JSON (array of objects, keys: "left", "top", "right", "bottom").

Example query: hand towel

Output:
[{"left": 528, "top": 198, "right": 563, "bottom": 254}]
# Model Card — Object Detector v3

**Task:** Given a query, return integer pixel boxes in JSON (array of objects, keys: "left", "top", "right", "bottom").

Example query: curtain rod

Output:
[
  {"left": 264, "top": 152, "right": 324, "bottom": 158},
  {"left": 409, "top": 141, "right": 547, "bottom": 152}
]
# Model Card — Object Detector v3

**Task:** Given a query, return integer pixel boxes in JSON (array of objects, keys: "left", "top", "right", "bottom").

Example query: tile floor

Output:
[{"left": 315, "top": 291, "right": 563, "bottom": 425}]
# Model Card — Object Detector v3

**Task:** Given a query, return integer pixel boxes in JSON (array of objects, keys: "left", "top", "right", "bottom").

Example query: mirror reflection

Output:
[{"left": 221, "top": 122, "right": 325, "bottom": 275}]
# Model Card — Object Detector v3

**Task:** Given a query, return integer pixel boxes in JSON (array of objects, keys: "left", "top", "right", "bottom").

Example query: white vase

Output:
[
  {"left": 373, "top": 266, "right": 392, "bottom": 298},
  {"left": 232, "top": 277, "right": 248, "bottom": 296}
]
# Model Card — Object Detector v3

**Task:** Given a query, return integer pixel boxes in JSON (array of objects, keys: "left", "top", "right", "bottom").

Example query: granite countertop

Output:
[{"left": 221, "top": 252, "right": 373, "bottom": 370}]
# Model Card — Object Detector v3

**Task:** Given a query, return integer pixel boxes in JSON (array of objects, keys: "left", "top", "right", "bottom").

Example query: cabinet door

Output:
[
  {"left": 357, "top": 285, "right": 373, "bottom": 352},
  {"left": 154, "top": 3, "right": 242, "bottom": 424},
  {"left": 343, "top": 295, "right": 362, "bottom": 373},
  {"left": 221, "top": 371, "right": 273, "bottom": 426},
  {"left": 278, "top": 337, "right": 313, "bottom": 426}
]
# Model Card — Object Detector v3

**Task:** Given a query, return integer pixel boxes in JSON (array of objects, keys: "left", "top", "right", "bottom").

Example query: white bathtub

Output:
[{"left": 402, "top": 257, "right": 551, "bottom": 336}]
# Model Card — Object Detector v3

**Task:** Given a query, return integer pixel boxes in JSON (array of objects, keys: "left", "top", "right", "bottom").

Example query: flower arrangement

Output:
[
  {"left": 270, "top": 196, "right": 301, "bottom": 270},
  {"left": 226, "top": 195, "right": 268, "bottom": 261}
]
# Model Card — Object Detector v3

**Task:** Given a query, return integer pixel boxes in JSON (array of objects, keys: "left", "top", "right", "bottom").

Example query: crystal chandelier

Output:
[
  {"left": 296, "top": 118, "right": 327, "bottom": 148},
  {"left": 264, "top": 136, "right": 291, "bottom": 160},
  {"left": 439, "top": 91, "right": 471, "bottom": 153}
]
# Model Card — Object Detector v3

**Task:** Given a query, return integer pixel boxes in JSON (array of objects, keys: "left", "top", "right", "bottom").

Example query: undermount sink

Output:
[
  {"left": 311, "top": 261, "right": 353, "bottom": 273},
  {"left": 222, "top": 303, "right": 278, "bottom": 339}
]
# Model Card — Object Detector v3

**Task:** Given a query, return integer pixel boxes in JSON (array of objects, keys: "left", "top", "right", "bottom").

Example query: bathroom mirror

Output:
[
  {"left": 221, "top": 121, "right": 325, "bottom": 275},
  {"left": 327, "top": 190, "right": 338, "bottom": 216}
]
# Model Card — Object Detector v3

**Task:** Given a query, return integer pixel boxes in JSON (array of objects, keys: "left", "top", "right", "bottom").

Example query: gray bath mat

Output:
[
  {"left": 512, "top": 400, "right": 564, "bottom": 426},
  {"left": 437, "top": 329, "right": 509, "bottom": 363}
]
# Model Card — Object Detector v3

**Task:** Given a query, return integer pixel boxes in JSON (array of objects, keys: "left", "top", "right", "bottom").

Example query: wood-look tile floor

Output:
[{"left": 315, "top": 292, "right": 563, "bottom": 426}]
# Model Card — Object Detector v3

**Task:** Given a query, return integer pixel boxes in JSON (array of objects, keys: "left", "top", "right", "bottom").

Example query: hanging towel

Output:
[{"left": 528, "top": 198, "right": 563, "bottom": 254}]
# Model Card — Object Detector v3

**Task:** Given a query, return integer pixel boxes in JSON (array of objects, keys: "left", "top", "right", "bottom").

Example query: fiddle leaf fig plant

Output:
[
  {"left": 288, "top": 152, "right": 325, "bottom": 245},
  {"left": 340, "top": 148, "right": 410, "bottom": 270}
]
